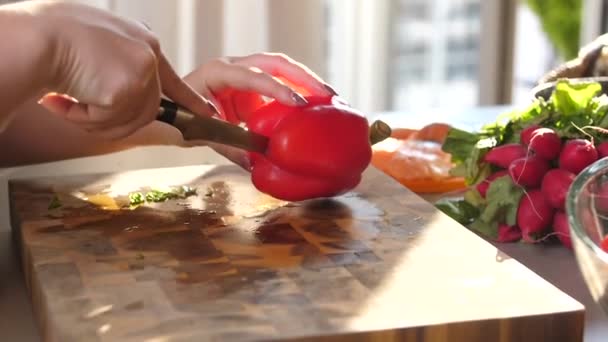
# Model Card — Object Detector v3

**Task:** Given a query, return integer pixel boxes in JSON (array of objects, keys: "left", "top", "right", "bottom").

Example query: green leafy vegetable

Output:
[
  {"left": 469, "top": 218, "right": 499, "bottom": 240},
  {"left": 129, "top": 192, "right": 145, "bottom": 206},
  {"left": 442, "top": 128, "right": 483, "bottom": 164},
  {"left": 524, "top": 0, "right": 581, "bottom": 60},
  {"left": 438, "top": 176, "right": 523, "bottom": 240},
  {"left": 128, "top": 186, "right": 197, "bottom": 207},
  {"left": 463, "top": 188, "right": 485, "bottom": 207},
  {"left": 478, "top": 176, "right": 524, "bottom": 227},
  {"left": 444, "top": 131, "right": 494, "bottom": 185},
  {"left": 48, "top": 195, "right": 62, "bottom": 210},
  {"left": 553, "top": 80, "right": 601, "bottom": 114},
  {"left": 435, "top": 198, "right": 479, "bottom": 225}
]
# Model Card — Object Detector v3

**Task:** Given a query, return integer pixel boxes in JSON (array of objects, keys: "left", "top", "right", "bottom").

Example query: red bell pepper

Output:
[{"left": 244, "top": 95, "right": 373, "bottom": 201}]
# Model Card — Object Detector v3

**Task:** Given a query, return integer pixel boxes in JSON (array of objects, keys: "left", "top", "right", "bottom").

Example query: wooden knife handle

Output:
[{"left": 157, "top": 99, "right": 269, "bottom": 153}]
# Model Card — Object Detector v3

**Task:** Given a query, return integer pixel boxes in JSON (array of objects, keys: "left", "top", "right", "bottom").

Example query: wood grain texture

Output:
[{"left": 9, "top": 165, "right": 584, "bottom": 342}]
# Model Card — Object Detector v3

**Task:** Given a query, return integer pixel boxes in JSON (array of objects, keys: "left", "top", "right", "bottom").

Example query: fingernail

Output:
[
  {"left": 38, "top": 92, "right": 79, "bottom": 104},
  {"left": 323, "top": 84, "right": 339, "bottom": 96},
  {"left": 291, "top": 92, "right": 308, "bottom": 106},
  {"left": 38, "top": 95, "right": 76, "bottom": 115}
]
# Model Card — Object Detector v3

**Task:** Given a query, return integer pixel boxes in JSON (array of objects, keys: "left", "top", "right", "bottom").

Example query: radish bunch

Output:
[
  {"left": 437, "top": 80, "right": 608, "bottom": 253},
  {"left": 478, "top": 126, "right": 601, "bottom": 249}
]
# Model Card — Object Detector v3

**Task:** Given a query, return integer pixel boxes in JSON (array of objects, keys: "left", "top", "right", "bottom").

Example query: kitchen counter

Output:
[{"left": 1, "top": 106, "right": 606, "bottom": 341}]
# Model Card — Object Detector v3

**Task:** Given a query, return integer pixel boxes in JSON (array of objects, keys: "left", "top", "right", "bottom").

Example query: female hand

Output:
[
  {"left": 184, "top": 53, "right": 337, "bottom": 121},
  {"left": 25, "top": 0, "right": 217, "bottom": 140},
  {"left": 181, "top": 52, "right": 338, "bottom": 167}
]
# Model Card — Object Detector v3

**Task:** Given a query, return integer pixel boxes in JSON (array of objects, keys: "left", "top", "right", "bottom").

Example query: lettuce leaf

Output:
[{"left": 553, "top": 80, "right": 601, "bottom": 115}]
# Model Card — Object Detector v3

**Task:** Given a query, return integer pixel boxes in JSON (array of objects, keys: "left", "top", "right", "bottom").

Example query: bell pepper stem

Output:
[{"left": 369, "top": 120, "right": 392, "bottom": 145}]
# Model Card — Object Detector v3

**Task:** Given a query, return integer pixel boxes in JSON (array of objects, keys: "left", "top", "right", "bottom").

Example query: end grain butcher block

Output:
[{"left": 9, "top": 165, "right": 583, "bottom": 342}]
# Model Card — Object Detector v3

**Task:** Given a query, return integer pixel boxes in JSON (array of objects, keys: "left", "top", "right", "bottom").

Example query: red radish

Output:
[
  {"left": 529, "top": 128, "right": 562, "bottom": 160},
  {"left": 520, "top": 125, "right": 541, "bottom": 146},
  {"left": 597, "top": 142, "right": 608, "bottom": 159},
  {"left": 483, "top": 143, "right": 527, "bottom": 168},
  {"left": 559, "top": 139, "right": 598, "bottom": 174},
  {"left": 508, "top": 156, "right": 550, "bottom": 187},
  {"left": 601, "top": 236, "right": 608, "bottom": 253},
  {"left": 497, "top": 224, "right": 522, "bottom": 243},
  {"left": 540, "top": 169, "right": 576, "bottom": 210},
  {"left": 476, "top": 171, "right": 509, "bottom": 198},
  {"left": 517, "top": 190, "right": 554, "bottom": 241},
  {"left": 553, "top": 211, "right": 572, "bottom": 249}
]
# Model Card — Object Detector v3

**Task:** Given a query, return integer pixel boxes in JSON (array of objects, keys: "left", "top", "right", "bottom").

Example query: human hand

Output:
[
  {"left": 183, "top": 53, "right": 337, "bottom": 123},
  {"left": 28, "top": 0, "right": 217, "bottom": 140},
  {"left": 181, "top": 53, "right": 337, "bottom": 168}
]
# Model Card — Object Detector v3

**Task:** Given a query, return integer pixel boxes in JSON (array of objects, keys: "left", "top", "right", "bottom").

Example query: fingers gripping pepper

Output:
[{"left": 245, "top": 95, "right": 388, "bottom": 201}]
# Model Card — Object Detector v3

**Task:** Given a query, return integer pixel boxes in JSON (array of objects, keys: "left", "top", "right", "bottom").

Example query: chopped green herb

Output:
[
  {"left": 128, "top": 186, "right": 197, "bottom": 206},
  {"left": 128, "top": 192, "right": 145, "bottom": 206},
  {"left": 48, "top": 195, "right": 62, "bottom": 210}
]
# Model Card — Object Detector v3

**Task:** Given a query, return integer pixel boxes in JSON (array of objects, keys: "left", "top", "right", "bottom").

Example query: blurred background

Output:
[{"left": 29, "top": 0, "right": 608, "bottom": 114}]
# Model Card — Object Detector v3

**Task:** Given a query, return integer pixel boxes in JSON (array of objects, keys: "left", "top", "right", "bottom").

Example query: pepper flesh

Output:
[{"left": 246, "top": 95, "right": 372, "bottom": 201}]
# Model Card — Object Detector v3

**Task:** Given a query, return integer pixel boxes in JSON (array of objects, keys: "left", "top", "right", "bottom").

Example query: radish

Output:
[
  {"left": 597, "top": 142, "right": 608, "bottom": 159},
  {"left": 540, "top": 169, "right": 576, "bottom": 210},
  {"left": 483, "top": 143, "right": 527, "bottom": 168},
  {"left": 520, "top": 124, "right": 541, "bottom": 146},
  {"left": 508, "top": 156, "right": 550, "bottom": 187},
  {"left": 476, "top": 170, "right": 509, "bottom": 198},
  {"left": 559, "top": 139, "right": 598, "bottom": 174},
  {"left": 552, "top": 211, "right": 572, "bottom": 249},
  {"left": 517, "top": 190, "right": 554, "bottom": 241},
  {"left": 497, "top": 224, "right": 522, "bottom": 243},
  {"left": 529, "top": 128, "right": 562, "bottom": 160}
]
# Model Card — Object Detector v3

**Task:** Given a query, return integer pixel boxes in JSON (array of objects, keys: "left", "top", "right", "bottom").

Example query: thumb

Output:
[{"left": 38, "top": 93, "right": 90, "bottom": 123}]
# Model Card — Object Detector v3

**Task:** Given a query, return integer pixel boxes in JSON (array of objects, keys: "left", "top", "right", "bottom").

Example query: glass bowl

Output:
[{"left": 567, "top": 157, "right": 608, "bottom": 314}]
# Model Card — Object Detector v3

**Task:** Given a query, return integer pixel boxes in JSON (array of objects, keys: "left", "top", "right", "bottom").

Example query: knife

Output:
[
  {"left": 156, "top": 98, "right": 270, "bottom": 154},
  {"left": 157, "top": 98, "right": 392, "bottom": 153}
]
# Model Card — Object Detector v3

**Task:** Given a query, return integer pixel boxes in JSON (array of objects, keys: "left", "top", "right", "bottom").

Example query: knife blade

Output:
[{"left": 156, "top": 98, "right": 269, "bottom": 154}]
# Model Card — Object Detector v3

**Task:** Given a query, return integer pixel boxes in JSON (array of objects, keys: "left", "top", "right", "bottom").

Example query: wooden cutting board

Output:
[{"left": 9, "top": 165, "right": 584, "bottom": 342}]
